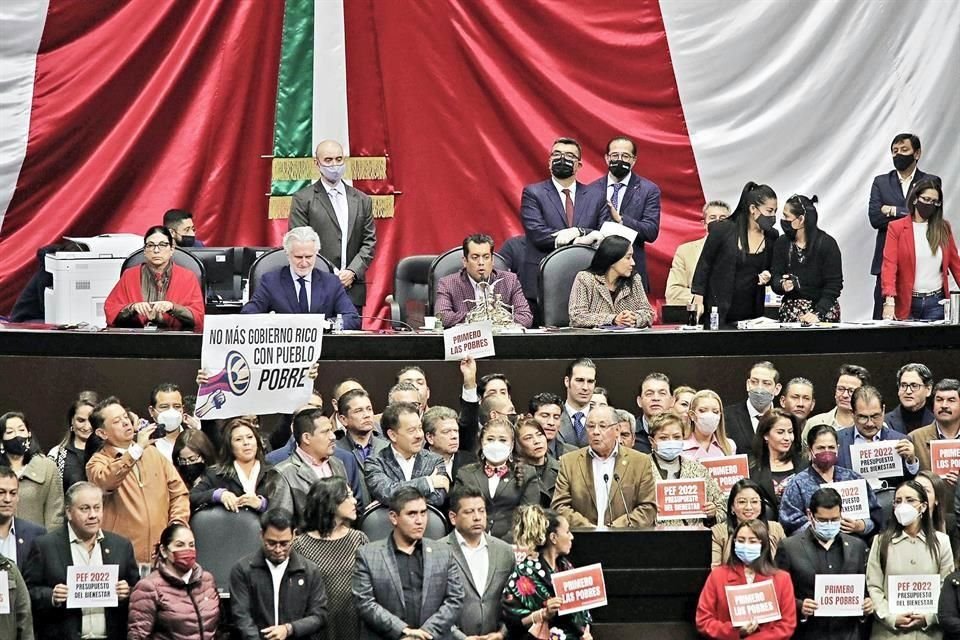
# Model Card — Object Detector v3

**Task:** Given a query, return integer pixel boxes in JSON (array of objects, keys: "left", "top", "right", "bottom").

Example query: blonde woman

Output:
[{"left": 683, "top": 390, "right": 735, "bottom": 460}]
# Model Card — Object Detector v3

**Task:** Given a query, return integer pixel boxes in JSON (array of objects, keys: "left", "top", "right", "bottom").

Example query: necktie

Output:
[
  {"left": 483, "top": 464, "right": 510, "bottom": 479},
  {"left": 329, "top": 189, "right": 348, "bottom": 269},
  {"left": 297, "top": 276, "right": 309, "bottom": 313},
  {"left": 562, "top": 188, "right": 574, "bottom": 226},
  {"left": 611, "top": 183, "right": 625, "bottom": 210},
  {"left": 573, "top": 411, "right": 585, "bottom": 443}
]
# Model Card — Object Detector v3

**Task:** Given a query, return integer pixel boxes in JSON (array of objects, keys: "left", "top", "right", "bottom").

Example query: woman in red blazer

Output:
[
  {"left": 696, "top": 519, "right": 797, "bottom": 639},
  {"left": 881, "top": 179, "right": 959, "bottom": 320}
]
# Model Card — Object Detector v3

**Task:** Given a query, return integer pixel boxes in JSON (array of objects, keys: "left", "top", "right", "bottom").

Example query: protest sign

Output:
[
  {"left": 930, "top": 440, "right": 960, "bottom": 477},
  {"left": 822, "top": 479, "right": 870, "bottom": 520},
  {"left": 814, "top": 574, "right": 864, "bottom": 617},
  {"left": 725, "top": 581, "right": 782, "bottom": 626},
  {"left": 196, "top": 314, "right": 324, "bottom": 419},
  {"left": 700, "top": 455, "right": 749, "bottom": 494},
  {"left": 551, "top": 563, "right": 607, "bottom": 615},
  {"left": 67, "top": 565, "right": 119, "bottom": 609},
  {"left": 443, "top": 321, "right": 495, "bottom": 361},
  {"left": 888, "top": 574, "right": 940, "bottom": 615},
  {"left": 656, "top": 478, "right": 706, "bottom": 520},
  {"left": 0, "top": 570, "right": 8, "bottom": 614},
  {"left": 849, "top": 441, "right": 904, "bottom": 479}
]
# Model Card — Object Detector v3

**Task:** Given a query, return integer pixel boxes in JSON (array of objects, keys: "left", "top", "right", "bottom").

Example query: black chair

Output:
[
  {"left": 358, "top": 503, "right": 449, "bottom": 541},
  {"left": 875, "top": 486, "right": 895, "bottom": 529},
  {"left": 385, "top": 254, "right": 436, "bottom": 326},
  {"left": 247, "top": 248, "right": 336, "bottom": 299},
  {"left": 121, "top": 247, "right": 207, "bottom": 301},
  {"left": 427, "top": 247, "right": 509, "bottom": 314},
  {"left": 538, "top": 245, "right": 596, "bottom": 327},
  {"left": 191, "top": 506, "right": 262, "bottom": 594}
]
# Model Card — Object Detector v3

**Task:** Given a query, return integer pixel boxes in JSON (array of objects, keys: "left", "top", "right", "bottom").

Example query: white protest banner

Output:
[
  {"left": 443, "top": 321, "right": 495, "bottom": 361},
  {"left": 655, "top": 478, "right": 707, "bottom": 520},
  {"left": 814, "top": 574, "right": 864, "bottom": 617},
  {"left": 67, "top": 565, "right": 119, "bottom": 609},
  {"left": 552, "top": 563, "right": 607, "bottom": 615},
  {"left": 725, "top": 581, "right": 782, "bottom": 626},
  {"left": 196, "top": 314, "right": 324, "bottom": 419},
  {"left": 699, "top": 455, "right": 749, "bottom": 494},
  {"left": 930, "top": 440, "right": 960, "bottom": 478},
  {"left": 849, "top": 441, "right": 904, "bottom": 479},
  {"left": 822, "top": 479, "right": 871, "bottom": 520},
  {"left": 600, "top": 221, "right": 638, "bottom": 245},
  {"left": 888, "top": 574, "right": 940, "bottom": 615},
  {"left": 0, "top": 570, "right": 8, "bottom": 614}
]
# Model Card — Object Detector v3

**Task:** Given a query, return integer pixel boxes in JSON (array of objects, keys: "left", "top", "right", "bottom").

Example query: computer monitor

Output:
[{"left": 186, "top": 247, "right": 238, "bottom": 301}]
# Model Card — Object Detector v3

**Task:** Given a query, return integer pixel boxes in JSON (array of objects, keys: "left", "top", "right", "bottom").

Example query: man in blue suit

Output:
[
  {"left": 592, "top": 135, "right": 661, "bottom": 290},
  {"left": 867, "top": 133, "right": 940, "bottom": 318},
  {"left": 242, "top": 226, "right": 360, "bottom": 328},
  {"left": 520, "top": 137, "right": 606, "bottom": 303},
  {"left": 0, "top": 467, "right": 46, "bottom": 567}
]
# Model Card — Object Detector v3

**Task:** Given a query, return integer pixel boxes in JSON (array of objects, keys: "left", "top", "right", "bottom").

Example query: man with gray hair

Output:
[{"left": 242, "top": 226, "right": 359, "bottom": 327}]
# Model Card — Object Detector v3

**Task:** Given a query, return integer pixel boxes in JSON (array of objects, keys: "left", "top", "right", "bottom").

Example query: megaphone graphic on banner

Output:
[{"left": 195, "top": 350, "right": 251, "bottom": 418}]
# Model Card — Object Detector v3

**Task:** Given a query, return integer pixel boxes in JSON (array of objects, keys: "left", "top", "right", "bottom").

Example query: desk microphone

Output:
[
  {"left": 602, "top": 473, "right": 616, "bottom": 528},
  {"left": 613, "top": 473, "right": 631, "bottom": 527},
  {"left": 346, "top": 315, "right": 417, "bottom": 333}
]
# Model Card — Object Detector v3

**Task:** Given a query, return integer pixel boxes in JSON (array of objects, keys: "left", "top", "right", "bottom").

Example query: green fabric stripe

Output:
[{"left": 272, "top": 0, "right": 314, "bottom": 196}]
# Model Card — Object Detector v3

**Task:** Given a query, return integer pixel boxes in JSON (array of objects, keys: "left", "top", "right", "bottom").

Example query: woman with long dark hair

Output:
[
  {"left": 293, "top": 477, "right": 368, "bottom": 640},
  {"left": 0, "top": 411, "right": 63, "bottom": 528},
  {"left": 48, "top": 392, "right": 98, "bottom": 493},
  {"left": 750, "top": 409, "right": 804, "bottom": 510},
  {"left": 867, "top": 480, "right": 954, "bottom": 638},
  {"left": 711, "top": 478, "right": 786, "bottom": 567},
  {"left": 882, "top": 179, "right": 960, "bottom": 321},
  {"left": 172, "top": 429, "right": 217, "bottom": 489},
  {"left": 692, "top": 181, "right": 779, "bottom": 327},
  {"left": 568, "top": 234, "right": 654, "bottom": 328},
  {"left": 190, "top": 417, "right": 275, "bottom": 513},
  {"left": 515, "top": 415, "right": 561, "bottom": 507},
  {"left": 771, "top": 193, "right": 843, "bottom": 322}
]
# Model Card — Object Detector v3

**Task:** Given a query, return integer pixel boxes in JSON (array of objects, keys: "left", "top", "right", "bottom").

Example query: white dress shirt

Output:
[
  {"left": 324, "top": 180, "right": 349, "bottom": 270},
  {"left": 454, "top": 530, "right": 489, "bottom": 592},
  {"left": 392, "top": 446, "right": 417, "bottom": 481},
  {"left": 0, "top": 519, "right": 17, "bottom": 565},
  {"left": 552, "top": 178, "right": 577, "bottom": 206},
  {"left": 266, "top": 557, "right": 289, "bottom": 626},
  {"left": 747, "top": 400, "right": 765, "bottom": 432},
  {"left": 589, "top": 444, "right": 619, "bottom": 527},
  {"left": 899, "top": 168, "right": 916, "bottom": 199},
  {"left": 234, "top": 461, "right": 261, "bottom": 496},
  {"left": 912, "top": 221, "right": 943, "bottom": 293},
  {"left": 290, "top": 271, "right": 312, "bottom": 309},
  {"left": 606, "top": 175, "right": 630, "bottom": 209},
  {"left": 68, "top": 523, "right": 107, "bottom": 638}
]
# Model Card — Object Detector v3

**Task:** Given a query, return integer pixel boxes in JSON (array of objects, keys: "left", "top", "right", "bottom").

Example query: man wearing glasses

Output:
[
  {"left": 885, "top": 363, "right": 936, "bottom": 434},
  {"left": 592, "top": 135, "right": 661, "bottom": 290},
  {"left": 836, "top": 386, "right": 918, "bottom": 489},
  {"left": 803, "top": 364, "right": 871, "bottom": 440},
  {"left": 519, "top": 137, "right": 607, "bottom": 303},
  {"left": 551, "top": 406, "right": 657, "bottom": 529}
]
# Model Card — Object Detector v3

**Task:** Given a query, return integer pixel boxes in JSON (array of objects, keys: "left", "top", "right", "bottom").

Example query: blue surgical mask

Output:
[
  {"left": 734, "top": 541, "right": 762, "bottom": 564},
  {"left": 812, "top": 519, "right": 841, "bottom": 542},
  {"left": 655, "top": 439, "right": 684, "bottom": 462},
  {"left": 319, "top": 163, "right": 346, "bottom": 183}
]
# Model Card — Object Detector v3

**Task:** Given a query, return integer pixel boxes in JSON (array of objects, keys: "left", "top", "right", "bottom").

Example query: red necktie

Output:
[{"left": 562, "top": 188, "right": 574, "bottom": 226}]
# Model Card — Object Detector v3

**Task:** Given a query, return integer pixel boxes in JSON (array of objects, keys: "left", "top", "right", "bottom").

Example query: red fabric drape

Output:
[
  {"left": 345, "top": 0, "right": 705, "bottom": 321},
  {"left": 0, "top": 0, "right": 286, "bottom": 313}
]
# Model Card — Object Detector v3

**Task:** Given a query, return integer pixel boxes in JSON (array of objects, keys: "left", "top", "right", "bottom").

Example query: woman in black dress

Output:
[
  {"left": 692, "top": 181, "right": 778, "bottom": 327},
  {"left": 770, "top": 193, "right": 843, "bottom": 322}
]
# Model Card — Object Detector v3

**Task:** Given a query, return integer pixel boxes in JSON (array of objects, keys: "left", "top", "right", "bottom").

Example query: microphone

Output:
[
  {"left": 602, "top": 473, "right": 615, "bottom": 528},
  {"left": 613, "top": 473, "right": 631, "bottom": 527},
  {"left": 344, "top": 315, "right": 417, "bottom": 333}
]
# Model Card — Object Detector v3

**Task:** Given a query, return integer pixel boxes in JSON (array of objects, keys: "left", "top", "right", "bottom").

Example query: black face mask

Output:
[
  {"left": 608, "top": 160, "right": 631, "bottom": 180},
  {"left": 916, "top": 201, "right": 937, "bottom": 220},
  {"left": 550, "top": 157, "right": 575, "bottom": 180},
  {"left": 3, "top": 436, "right": 30, "bottom": 456},
  {"left": 756, "top": 214, "right": 776, "bottom": 233},
  {"left": 177, "top": 235, "right": 196, "bottom": 248},
  {"left": 893, "top": 153, "right": 915, "bottom": 172},
  {"left": 178, "top": 462, "right": 206, "bottom": 485},
  {"left": 780, "top": 220, "right": 798, "bottom": 240}
]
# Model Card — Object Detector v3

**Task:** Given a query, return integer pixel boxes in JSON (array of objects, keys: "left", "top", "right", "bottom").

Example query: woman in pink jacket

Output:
[{"left": 128, "top": 523, "right": 220, "bottom": 640}]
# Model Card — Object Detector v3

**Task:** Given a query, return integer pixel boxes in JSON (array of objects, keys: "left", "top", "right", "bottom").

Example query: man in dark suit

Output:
[
  {"left": 520, "top": 137, "right": 606, "bottom": 302},
  {"left": 444, "top": 486, "right": 514, "bottom": 640},
  {"left": 775, "top": 487, "right": 873, "bottom": 639},
  {"left": 592, "top": 135, "right": 661, "bottom": 290},
  {"left": 867, "top": 133, "right": 940, "bottom": 318},
  {"left": 335, "top": 389, "right": 389, "bottom": 505},
  {"left": 529, "top": 392, "right": 578, "bottom": 460},
  {"left": 634, "top": 372, "right": 673, "bottom": 454},
  {"left": 557, "top": 357, "right": 598, "bottom": 447},
  {"left": 289, "top": 139, "right": 377, "bottom": 309},
  {"left": 353, "top": 486, "right": 464, "bottom": 640},
  {"left": 434, "top": 233, "right": 533, "bottom": 328},
  {"left": 497, "top": 234, "right": 536, "bottom": 311},
  {"left": 725, "top": 361, "right": 782, "bottom": 455},
  {"left": 885, "top": 363, "right": 935, "bottom": 434},
  {"left": 242, "top": 226, "right": 360, "bottom": 328},
  {"left": 423, "top": 406, "right": 477, "bottom": 484},
  {"left": 23, "top": 482, "right": 139, "bottom": 640},
  {"left": 0, "top": 466, "right": 46, "bottom": 567},
  {"left": 365, "top": 402, "right": 450, "bottom": 508},
  {"left": 230, "top": 508, "right": 328, "bottom": 640}
]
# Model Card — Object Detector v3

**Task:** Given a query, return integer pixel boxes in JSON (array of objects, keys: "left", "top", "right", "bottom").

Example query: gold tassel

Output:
[
  {"left": 268, "top": 196, "right": 293, "bottom": 219},
  {"left": 270, "top": 156, "right": 388, "bottom": 182},
  {"left": 348, "top": 157, "right": 388, "bottom": 180},
  {"left": 371, "top": 195, "right": 395, "bottom": 218}
]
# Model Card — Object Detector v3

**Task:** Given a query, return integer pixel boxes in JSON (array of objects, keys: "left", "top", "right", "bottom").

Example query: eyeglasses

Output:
[
  {"left": 550, "top": 151, "right": 581, "bottom": 162},
  {"left": 734, "top": 498, "right": 762, "bottom": 507},
  {"left": 835, "top": 386, "right": 858, "bottom": 396},
  {"left": 917, "top": 196, "right": 941, "bottom": 207},
  {"left": 177, "top": 455, "right": 203, "bottom": 465},
  {"left": 586, "top": 423, "right": 617, "bottom": 432},
  {"left": 899, "top": 382, "right": 926, "bottom": 392},
  {"left": 606, "top": 152, "right": 635, "bottom": 161},
  {"left": 854, "top": 413, "right": 884, "bottom": 425},
  {"left": 145, "top": 242, "right": 171, "bottom": 251},
  {"left": 263, "top": 539, "right": 293, "bottom": 549}
]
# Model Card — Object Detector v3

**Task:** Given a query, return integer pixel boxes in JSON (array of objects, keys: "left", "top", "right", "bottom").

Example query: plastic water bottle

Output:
[
  {"left": 333, "top": 314, "right": 343, "bottom": 334},
  {"left": 709, "top": 306, "right": 719, "bottom": 331}
]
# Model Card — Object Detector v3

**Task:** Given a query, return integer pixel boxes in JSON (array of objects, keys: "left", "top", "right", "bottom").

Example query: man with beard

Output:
[
  {"left": 885, "top": 363, "right": 935, "bottom": 434},
  {"left": 558, "top": 358, "right": 598, "bottom": 447},
  {"left": 725, "top": 362, "right": 782, "bottom": 455},
  {"left": 910, "top": 379, "right": 960, "bottom": 499}
]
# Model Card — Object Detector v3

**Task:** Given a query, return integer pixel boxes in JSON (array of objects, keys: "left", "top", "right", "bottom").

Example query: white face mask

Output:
[
  {"left": 157, "top": 409, "right": 183, "bottom": 430},
  {"left": 319, "top": 163, "right": 346, "bottom": 183},
  {"left": 894, "top": 503, "right": 920, "bottom": 527},
  {"left": 482, "top": 441, "right": 512, "bottom": 464},
  {"left": 695, "top": 412, "right": 721, "bottom": 435}
]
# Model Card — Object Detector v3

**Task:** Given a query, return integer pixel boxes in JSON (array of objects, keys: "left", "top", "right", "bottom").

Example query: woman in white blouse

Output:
[
  {"left": 568, "top": 235, "right": 654, "bottom": 328},
  {"left": 189, "top": 417, "right": 275, "bottom": 513}
]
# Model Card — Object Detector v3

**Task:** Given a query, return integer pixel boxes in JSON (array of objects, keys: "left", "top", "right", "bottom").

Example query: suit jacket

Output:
[
  {"left": 267, "top": 436, "right": 365, "bottom": 507},
  {"left": 881, "top": 214, "right": 960, "bottom": 319},
  {"left": 724, "top": 401, "right": 756, "bottom": 457},
  {"left": 229, "top": 548, "right": 328, "bottom": 640},
  {"left": 520, "top": 178, "right": 606, "bottom": 299},
  {"left": 558, "top": 410, "right": 588, "bottom": 447},
  {"left": 12, "top": 516, "right": 46, "bottom": 567},
  {"left": 336, "top": 433, "right": 389, "bottom": 505},
  {"left": 289, "top": 179, "right": 377, "bottom": 306},
  {"left": 567, "top": 271, "right": 654, "bottom": 328},
  {"left": 665, "top": 236, "right": 706, "bottom": 306},
  {"left": 884, "top": 405, "right": 935, "bottom": 435},
  {"left": 593, "top": 172, "right": 661, "bottom": 289},
  {"left": 189, "top": 464, "right": 278, "bottom": 513},
  {"left": 241, "top": 266, "right": 360, "bottom": 328},
  {"left": 0, "top": 552, "right": 31, "bottom": 640},
  {"left": 868, "top": 168, "right": 940, "bottom": 275},
  {"left": 364, "top": 447, "right": 447, "bottom": 508},
  {"left": 535, "top": 456, "right": 562, "bottom": 507},
  {"left": 836, "top": 425, "right": 914, "bottom": 482},
  {"left": 453, "top": 463, "right": 540, "bottom": 540},
  {"left": 551, "top": 446, "right": 657, "bottom": 528},
  {"left": 691, "top": 218, "right": 777, "bottom": 326},
  {"left": 23, "top": 526, "right": 140, "bottom": 640},
  {"left": 435, "top": 268, "right": 533, "bottom": 328},
  {"left": 775, "top": 529, "right": 868, "bottom": 640},
  {"left": 353, "top": 537, "right": 464, "bottom": 640},
  {"left": 271, "top": 450, "right": 348, "bottom": 527},
  {"left": 442, "top": 531, "right": 513, "bottom": 639}
]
